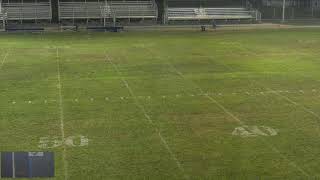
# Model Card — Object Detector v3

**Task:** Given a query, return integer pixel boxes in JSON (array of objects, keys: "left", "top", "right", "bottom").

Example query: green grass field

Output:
[{"left": 1, "top": 29, "right": 320, "bottom": 179}]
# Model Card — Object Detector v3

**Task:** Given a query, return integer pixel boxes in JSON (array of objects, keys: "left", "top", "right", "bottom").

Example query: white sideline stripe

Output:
[
  {"left": 0, "top": 51, "right": 9, "bottom": 70},
  {"left": 105, "top": 54, "right": 189, "bottom": 180},
  {"left": 56, "top": 48, "right": 68, "bottom": 180},
  {"left": 166, "top": 61, "right": 310, "bottom": 177}
]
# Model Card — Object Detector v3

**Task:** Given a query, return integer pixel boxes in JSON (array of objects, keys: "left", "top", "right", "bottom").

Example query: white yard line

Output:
[
  {"left": 268, "top": 89, "right": 320, "bottom": 120},
  {"left": 166, "top": 62, "right": 244, "bottom": 125},
  {"left": 0, "top": 51, "right": 9, "bottom": 70},
  {"left": 56, "top": 48, "right": 69, "bottom": 180},
  {"left": 244, "top": 48, "right": 320, "bottom": 130},
  {"left": 166, "top": 61, "right": 310, "bottom": 177},
  {"left": 105, "top": 54, "right": 189, "bottom": 180}
]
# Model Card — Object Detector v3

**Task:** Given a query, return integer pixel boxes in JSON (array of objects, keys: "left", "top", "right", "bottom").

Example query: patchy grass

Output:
[{"left": 1, "top": 29, "right": 320, "bottom": 179}]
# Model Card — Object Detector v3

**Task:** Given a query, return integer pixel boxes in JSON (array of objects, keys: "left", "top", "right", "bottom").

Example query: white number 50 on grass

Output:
[
  {"left": 232, "top": 126, "right": 278, "bottom": 137},
  {"left": 38, "top": 135, "right": 89, "bottom": 149}
]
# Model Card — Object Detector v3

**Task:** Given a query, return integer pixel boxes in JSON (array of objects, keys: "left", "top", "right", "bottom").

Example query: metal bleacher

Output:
[
  {"left": 58, "top": 1, "right": 105, "bottom": 20},
  {"left": 59, "top": 0, "right": 157, "bottom": 21},
  {"left": 1, "top": 1, "right": 51, "bottom": 21},
  {"left": 165, "top": 0, "right": 261, "bottom": 22},
  {"left": 167, "top": 7, "right": 258, "bottom": 21},
  {"left": 110, "top": 1, "right": 157, "bottom": 19}
]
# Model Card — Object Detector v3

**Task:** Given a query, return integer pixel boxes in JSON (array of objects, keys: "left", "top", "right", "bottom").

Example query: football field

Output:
[{"left": 1, "top": 29, "right": 320, "bottom": 179}]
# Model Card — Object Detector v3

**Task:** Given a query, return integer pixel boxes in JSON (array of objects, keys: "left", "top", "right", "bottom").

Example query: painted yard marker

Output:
[
  {"left": 0, "top": 50, "right": 9, "bottom": 70},
  {"left": 38, "top": 135, "right": 89, "bottom": 149},
  {"left": 166, "top": 60, "right": 309, "bottom": 178},
  {"left": 232, "top": 125, "right": 278, "bottom": 137}
]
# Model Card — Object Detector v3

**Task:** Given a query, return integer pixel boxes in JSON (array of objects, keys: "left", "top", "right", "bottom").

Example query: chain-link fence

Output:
[{"left": 250, "top": 0, "right": 320, "bottom": 21}]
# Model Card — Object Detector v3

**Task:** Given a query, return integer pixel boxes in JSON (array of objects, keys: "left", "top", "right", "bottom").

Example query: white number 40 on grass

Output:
[
  {"left": 38, "top": 135, "right": 89, "bottom": 149},
  {"left": 232, "top": 126, "right": 278, "bottom": 137}
]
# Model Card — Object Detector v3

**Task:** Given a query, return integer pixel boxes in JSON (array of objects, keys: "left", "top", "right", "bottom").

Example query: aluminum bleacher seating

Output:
[
  {"left": 167, "top": 7, "right": 256, "bottom": 21},
  {"left": 59, "top": 0, "right": 157, "bottom": 21},
  {"left": 58, "top": 2, "right": 105, "bottom": 20},
  {"left": 2, "top": 2, "right": 51, "bottom": 20},
  {"left": 204, "top": 8, "right": 255, "bottom": 19},
  {"left": 110, "top": 1, "right": 157, "bottom": 19}
]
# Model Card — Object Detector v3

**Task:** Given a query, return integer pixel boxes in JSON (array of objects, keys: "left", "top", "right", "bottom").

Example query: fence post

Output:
[{"left": 282, "top": 0, "right": 286, "bottom": 23}]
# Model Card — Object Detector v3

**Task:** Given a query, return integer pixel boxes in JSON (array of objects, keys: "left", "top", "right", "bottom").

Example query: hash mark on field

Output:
[
  {"left": 56, "top": 48, "right": 68, "bottom": 180},
  {"left": 220, "top": 59, "right": 310, "bottom": 177},
  {"left": 0, "top": 50, "right": 9, "bottom": 70},
  {"left": 270, "top": 90, "right": 320, "bottom": 120},
  {"left": 105, "top": 54, "right": 189, "bottom": 180},
  {"left": 166, "top": 61, "right": 310, "bottom": 177}
]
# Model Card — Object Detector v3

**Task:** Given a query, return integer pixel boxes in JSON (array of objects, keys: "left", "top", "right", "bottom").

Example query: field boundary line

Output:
[
  {"left": 0, "top": 50, "right": 9, "bottom": 70},
  {"left": 56, "top": 48, "right": 69, "bottom": 180},
  {"left": 166, "top": 60, "right": 310, "bottom": 177},
  {"left": 105, "top": 54, "right": 189, "bottom": 180}
]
